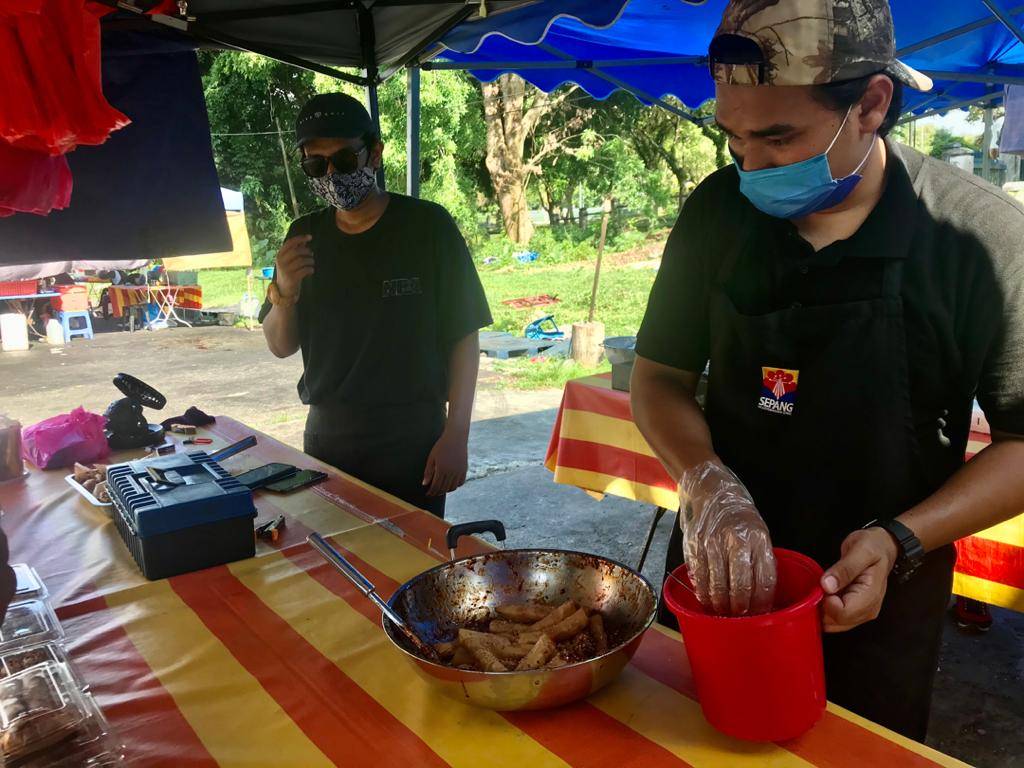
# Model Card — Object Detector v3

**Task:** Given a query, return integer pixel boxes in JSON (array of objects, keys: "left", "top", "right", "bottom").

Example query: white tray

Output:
[{"left": 64, "top": 474, "right": 111, "bottom": 507}]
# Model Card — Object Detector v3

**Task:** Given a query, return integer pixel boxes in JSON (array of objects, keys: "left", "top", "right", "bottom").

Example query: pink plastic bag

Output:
[{"left": 21, "top": 407, "right": 109, "bottom": 470}]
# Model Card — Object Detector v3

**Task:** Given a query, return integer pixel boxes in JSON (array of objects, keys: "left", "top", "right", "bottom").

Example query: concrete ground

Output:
[{"left": 1, "top": 324, "right": 1021, "bottom": 767}]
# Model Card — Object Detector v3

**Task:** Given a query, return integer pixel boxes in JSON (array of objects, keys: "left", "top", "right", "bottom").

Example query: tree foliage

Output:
[{"left": 200, "top": 53, "right": 728, "bottom": 256}]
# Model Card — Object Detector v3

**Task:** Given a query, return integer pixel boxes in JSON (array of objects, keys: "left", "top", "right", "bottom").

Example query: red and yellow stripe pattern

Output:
[
  {"left": 546, "top": 376, "right": 1024, "bottom": 613},
  {"left": 0, "top": 417, "right": 970, "bottom": 766},
  {"left": 955, "top": 433, "right": 1024, "bottom": 611},
  {"left": 108, "top": 284, "right": 203, "bottom": 318}
]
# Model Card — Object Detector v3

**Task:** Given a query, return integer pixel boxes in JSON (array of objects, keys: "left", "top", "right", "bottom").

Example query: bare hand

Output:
[
  {"left": 274, "top": 235, "right": 314, "bottom": 298},
  {"left": 422, "top": 430, "right": 468, "bottom": 497},
  {"left": 821, "top": 527, "right": 898, "bottom": 633}
]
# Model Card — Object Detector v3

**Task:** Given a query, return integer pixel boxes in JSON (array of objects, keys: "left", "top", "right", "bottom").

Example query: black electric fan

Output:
[{"left": 104, "top": 373, "right": 167, "bottom": 449}]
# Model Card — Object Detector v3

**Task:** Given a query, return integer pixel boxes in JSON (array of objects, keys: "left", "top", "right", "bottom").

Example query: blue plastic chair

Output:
[
  {"left": 60, "top": 310, "right": 94, "bottom": 342},
  {"left": 525, "top": 315, "right": 564, "bottom": 340}
]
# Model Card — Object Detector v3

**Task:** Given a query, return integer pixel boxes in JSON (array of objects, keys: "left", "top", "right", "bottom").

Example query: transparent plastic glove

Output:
[{"left": 679, "top": 461, "right": 778, "bottom": 616}]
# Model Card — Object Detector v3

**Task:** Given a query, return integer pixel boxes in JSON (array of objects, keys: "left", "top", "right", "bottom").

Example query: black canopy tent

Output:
[{"left": 95, "top": 0, "right": 542, "bottom": 196}]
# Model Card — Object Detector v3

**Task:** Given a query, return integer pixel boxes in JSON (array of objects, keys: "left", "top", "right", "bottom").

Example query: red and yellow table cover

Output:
[
  {"left": 546, "top": 375, "right": 1024, "bottom": 613},
  {"left": 107, "top": 284, "right": 202, "bottom": 318},
  {"left": 0, "top": 417, "right": 970, "bottom": 766}
]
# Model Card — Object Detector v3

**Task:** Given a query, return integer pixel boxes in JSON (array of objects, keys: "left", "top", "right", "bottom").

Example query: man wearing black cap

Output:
[
  {"left": 260, "top": 93, "right": 492, "bottom": 518},
  {"left": 631, "top": 0, "right": 1024, "bottom": 739}
]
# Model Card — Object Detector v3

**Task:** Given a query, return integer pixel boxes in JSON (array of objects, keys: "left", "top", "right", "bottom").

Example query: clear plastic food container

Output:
[
  {"left": 0, "top": 600, "right": 64, "bottom": 653},
  {"left": 0, "top": 643, "right": 72, "bottom": 680},
  {"left": 8, "top": 691, "right": 122, "bottom": 767},
  {"left": 11, "top": 564, "right": 47, "bottom": 602},
  {"left": 0, "top": 662, "right": 93, "bottom": 763}
]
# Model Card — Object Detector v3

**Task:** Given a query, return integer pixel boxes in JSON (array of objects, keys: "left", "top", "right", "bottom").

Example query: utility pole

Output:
[{"left": 275, "top": 112, "right": 300, "bottom": 219}]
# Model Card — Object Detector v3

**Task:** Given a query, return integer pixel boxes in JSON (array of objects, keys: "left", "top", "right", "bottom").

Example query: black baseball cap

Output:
[{"left": 295, "top": 93, "right": 376, "bottom": 147}]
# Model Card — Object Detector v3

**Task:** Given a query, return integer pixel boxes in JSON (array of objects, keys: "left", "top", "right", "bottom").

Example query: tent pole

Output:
[
  {"left": 897, "top": 3, "right": 1024, "bottom": 56},
  {"left": 406, "top": 66, "right": 422, "bottom": 198},
  {"left": 357, "top": 2, "right": 386, "bottom": 190},
  {"left": 919, "top": 69, "right": 1024, "bottom": 84},
  {"left": 980, "top": 0, "right": 1024, "bottom": 45},
  {"left": 899, "top": 90, "right": 1003, "bottom": 123},
  {"left": 422, "top": 56, "right": 706, "bottom": 72}
]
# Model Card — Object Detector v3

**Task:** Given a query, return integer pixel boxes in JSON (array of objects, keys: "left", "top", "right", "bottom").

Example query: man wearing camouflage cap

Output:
[{"left": 632, "top": 0, "right": 1024, "bottom": 738}]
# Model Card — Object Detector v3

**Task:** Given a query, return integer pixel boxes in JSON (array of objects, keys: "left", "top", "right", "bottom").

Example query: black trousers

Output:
[
  {"left": 658, "top": 518, "right": 956, "bottom": 742},
  {"left": 304, "top": 402, "right": 447, "bottom": 518}
]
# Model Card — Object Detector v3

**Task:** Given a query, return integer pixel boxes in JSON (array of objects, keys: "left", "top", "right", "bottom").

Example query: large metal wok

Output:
[{"left": 311, "top": 521, "right": 657, "bottom": 711}]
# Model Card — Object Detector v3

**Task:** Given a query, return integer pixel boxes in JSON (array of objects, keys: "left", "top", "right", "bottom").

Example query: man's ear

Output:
[
  {"left": 857, "top": 75, "right": 893, "bottom": 135},
  {"left": 369, "top": 141, "right": 384, "bottom": 170}
]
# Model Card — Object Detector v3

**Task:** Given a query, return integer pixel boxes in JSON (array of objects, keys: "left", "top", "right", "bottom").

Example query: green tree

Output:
[
  {"left": 928, "top": 127, "right": 979, "bottom": 159},
  {"left": 590, "top": 93, "right": 721, "bottom": 210},
  {"left": 200, "top": 52, "right": 318, "bottom": 265}
]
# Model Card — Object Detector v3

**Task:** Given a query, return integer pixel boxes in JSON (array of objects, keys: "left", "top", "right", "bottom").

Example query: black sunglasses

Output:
[{"left": 300, "top": 145, "right": 367, "bottom": 178}]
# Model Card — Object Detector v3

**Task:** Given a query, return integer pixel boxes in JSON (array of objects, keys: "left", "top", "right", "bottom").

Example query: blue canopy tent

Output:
[
  {"left": 427, "top": 0, "right": 1024, "bottom": 121},
  {"left": 77, "top": 0, "right": 1024, "bottom": 199}
]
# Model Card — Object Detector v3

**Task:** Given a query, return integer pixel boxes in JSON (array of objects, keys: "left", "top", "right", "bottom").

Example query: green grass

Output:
[
  {"left": 198, "top": 268, "right": 256, "bottom": 309},
  {"left": 492, "top": 357, "right": 612, "bottom": 390},
  {"left": 482, "top": 263, "right": 656, "bottom": 338},
  {"left": 191, "top": 257, "right": 657, "bottom": 390}
]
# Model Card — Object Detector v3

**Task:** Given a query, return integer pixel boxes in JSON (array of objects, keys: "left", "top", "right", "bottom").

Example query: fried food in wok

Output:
[{"left": 433, "top": 600, "right": 622, "bottom": 672}]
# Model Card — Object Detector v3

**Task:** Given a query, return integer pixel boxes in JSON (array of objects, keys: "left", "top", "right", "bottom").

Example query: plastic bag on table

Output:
[{"left": 21, "top": 409, "right": 109, "bottom": 471}]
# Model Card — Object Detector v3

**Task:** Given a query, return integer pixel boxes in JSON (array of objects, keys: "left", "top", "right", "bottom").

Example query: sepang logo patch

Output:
[{"left": 758, "top": 367, "right": 799, "bottom": 416}]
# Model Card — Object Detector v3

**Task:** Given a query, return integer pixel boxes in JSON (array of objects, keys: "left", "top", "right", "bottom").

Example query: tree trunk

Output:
[
  {"left": 571, "top": 321, "right": 605, "bottom": 368},
  {"left": 481, "top": 76, "right": 555, "bottom": 245}
]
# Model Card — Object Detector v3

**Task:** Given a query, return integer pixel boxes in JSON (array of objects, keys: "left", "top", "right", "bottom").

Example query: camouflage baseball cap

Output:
[{"left": 709, "top": 0, "right": 932, "bottom": 91}]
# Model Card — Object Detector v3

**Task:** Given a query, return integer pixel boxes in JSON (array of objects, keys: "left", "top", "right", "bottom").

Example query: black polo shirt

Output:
[
  {"left": 259, "top": 194, "right": 492, "bottom": 407},
  {"left": 637, "top": 142, "right": 1024, "bottom": 476}
]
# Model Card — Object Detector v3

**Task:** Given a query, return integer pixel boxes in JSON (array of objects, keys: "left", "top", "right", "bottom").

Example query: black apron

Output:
[
  {"left": 305, "top": 402, "right": 447, "bottom": 518},
  {"left": 660, "top": 234, "right": 957, "bottom": 741}
]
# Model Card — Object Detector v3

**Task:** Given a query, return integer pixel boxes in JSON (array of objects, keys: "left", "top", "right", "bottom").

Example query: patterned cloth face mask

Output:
[{"left": 308, "top": 166, "right": 376, "bottom": 210}]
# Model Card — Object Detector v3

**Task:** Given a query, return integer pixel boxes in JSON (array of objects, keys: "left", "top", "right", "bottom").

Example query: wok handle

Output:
[
  {"left": 446, "top": 520, "right": 507, "bottom": 559},
  {"left": 307, "top": 533, "right": 439, "bottom": 661}
]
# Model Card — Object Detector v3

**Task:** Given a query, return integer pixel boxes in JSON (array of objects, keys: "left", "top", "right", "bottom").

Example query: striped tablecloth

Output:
[
  {"left": 546, "top": 375, "right": 1024, "bottom": 613},
  {"left": 107, "top": 284, "right": 202, "bottom": 318},
  {"left": 0, "top": 417, "right": 967, "bottom": 767}
]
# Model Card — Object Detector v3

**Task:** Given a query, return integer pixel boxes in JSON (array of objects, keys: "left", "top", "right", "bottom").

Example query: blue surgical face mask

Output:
[{"left": 734, "top": 107, "right": 876, "bottom": 220}]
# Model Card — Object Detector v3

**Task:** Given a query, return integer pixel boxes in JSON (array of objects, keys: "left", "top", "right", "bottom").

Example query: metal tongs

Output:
[{"left": 307, "top": 533, "right": 440, "bottom": 662}]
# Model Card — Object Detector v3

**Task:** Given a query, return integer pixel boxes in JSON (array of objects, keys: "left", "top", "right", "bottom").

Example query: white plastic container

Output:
[
  {"left": 0, "top": 314, "right": 29, "bottom": 352},
  {"left": 45, "top": 319, "right": 64, "bottom": 346}
]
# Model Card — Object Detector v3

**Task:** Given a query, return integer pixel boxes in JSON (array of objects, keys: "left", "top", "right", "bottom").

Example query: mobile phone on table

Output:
[
  {"left": 266, "top": 469, "right": 327, "bottom": 494},
  {"left": 234, "top": 463, "right": 297, "bottom": 490}
]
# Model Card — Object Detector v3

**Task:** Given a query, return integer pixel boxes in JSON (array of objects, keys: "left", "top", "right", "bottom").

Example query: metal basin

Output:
[{"left": 383, "top": 548, "right": 657, "bottom": 711}]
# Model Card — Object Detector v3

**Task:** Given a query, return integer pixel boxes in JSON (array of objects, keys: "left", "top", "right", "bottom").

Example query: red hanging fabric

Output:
[
  {"left": 0, "top": 143, "right": 72, "bottom": 218},
  {"left": 0, "top": 0, "right": 130, "bottom": 155},
  {"left": 0, "top": 0, "right": 128, "bottom": 215}
]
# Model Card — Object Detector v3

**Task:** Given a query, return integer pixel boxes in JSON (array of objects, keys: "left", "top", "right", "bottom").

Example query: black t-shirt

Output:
[
  {"left": 637, "top": 142, "right": 1024, "bottom": 458},
  {"left": 259, "top": 194, "right": 492, "bottom": 407}
]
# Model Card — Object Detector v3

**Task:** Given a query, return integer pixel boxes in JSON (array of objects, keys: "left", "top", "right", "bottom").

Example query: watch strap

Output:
[{"left": 863, "top": 518, "right": 924, "bottom": 582}]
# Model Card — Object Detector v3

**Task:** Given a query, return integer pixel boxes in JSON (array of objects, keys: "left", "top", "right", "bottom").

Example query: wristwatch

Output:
[
  {"left": 862, "top": 518, "right": 925, "bottom": 583},
  {"left": 267, "top": 281, "right": 298, "bottom": 308}
]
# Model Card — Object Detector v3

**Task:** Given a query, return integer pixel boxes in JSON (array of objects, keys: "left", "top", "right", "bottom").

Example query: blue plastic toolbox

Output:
[{"left": 106, "top": 449, "right": 257, "bottom": 580}]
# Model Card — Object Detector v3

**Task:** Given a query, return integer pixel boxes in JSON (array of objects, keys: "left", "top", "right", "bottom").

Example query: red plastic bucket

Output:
[{"left": 663, "top": 548, "right": 826, "bottom": 742}]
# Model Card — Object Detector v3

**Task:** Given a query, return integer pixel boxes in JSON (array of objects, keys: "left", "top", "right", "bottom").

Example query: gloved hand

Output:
[{"left": 679, "top": 461, "right": 778, "bottom": 616}]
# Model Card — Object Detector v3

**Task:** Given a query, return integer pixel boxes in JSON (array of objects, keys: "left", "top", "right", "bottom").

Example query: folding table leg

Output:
[{"left": 637, "top": 506, "right": 672, "bottom": 572}]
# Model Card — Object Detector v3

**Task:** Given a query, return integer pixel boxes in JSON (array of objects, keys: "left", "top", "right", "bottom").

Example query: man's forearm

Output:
[
  {"left": 262, "top": 303, "right": 301, "bottom": 358},
  {"left": 445, "top": 332, "right": 480, "bottom": 436},
  {"left": 630, "top": 356, "right": 718, "bottom": 483},
  {"left": 899, "top": 434, "right": 1024, "bottom": 552}
]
